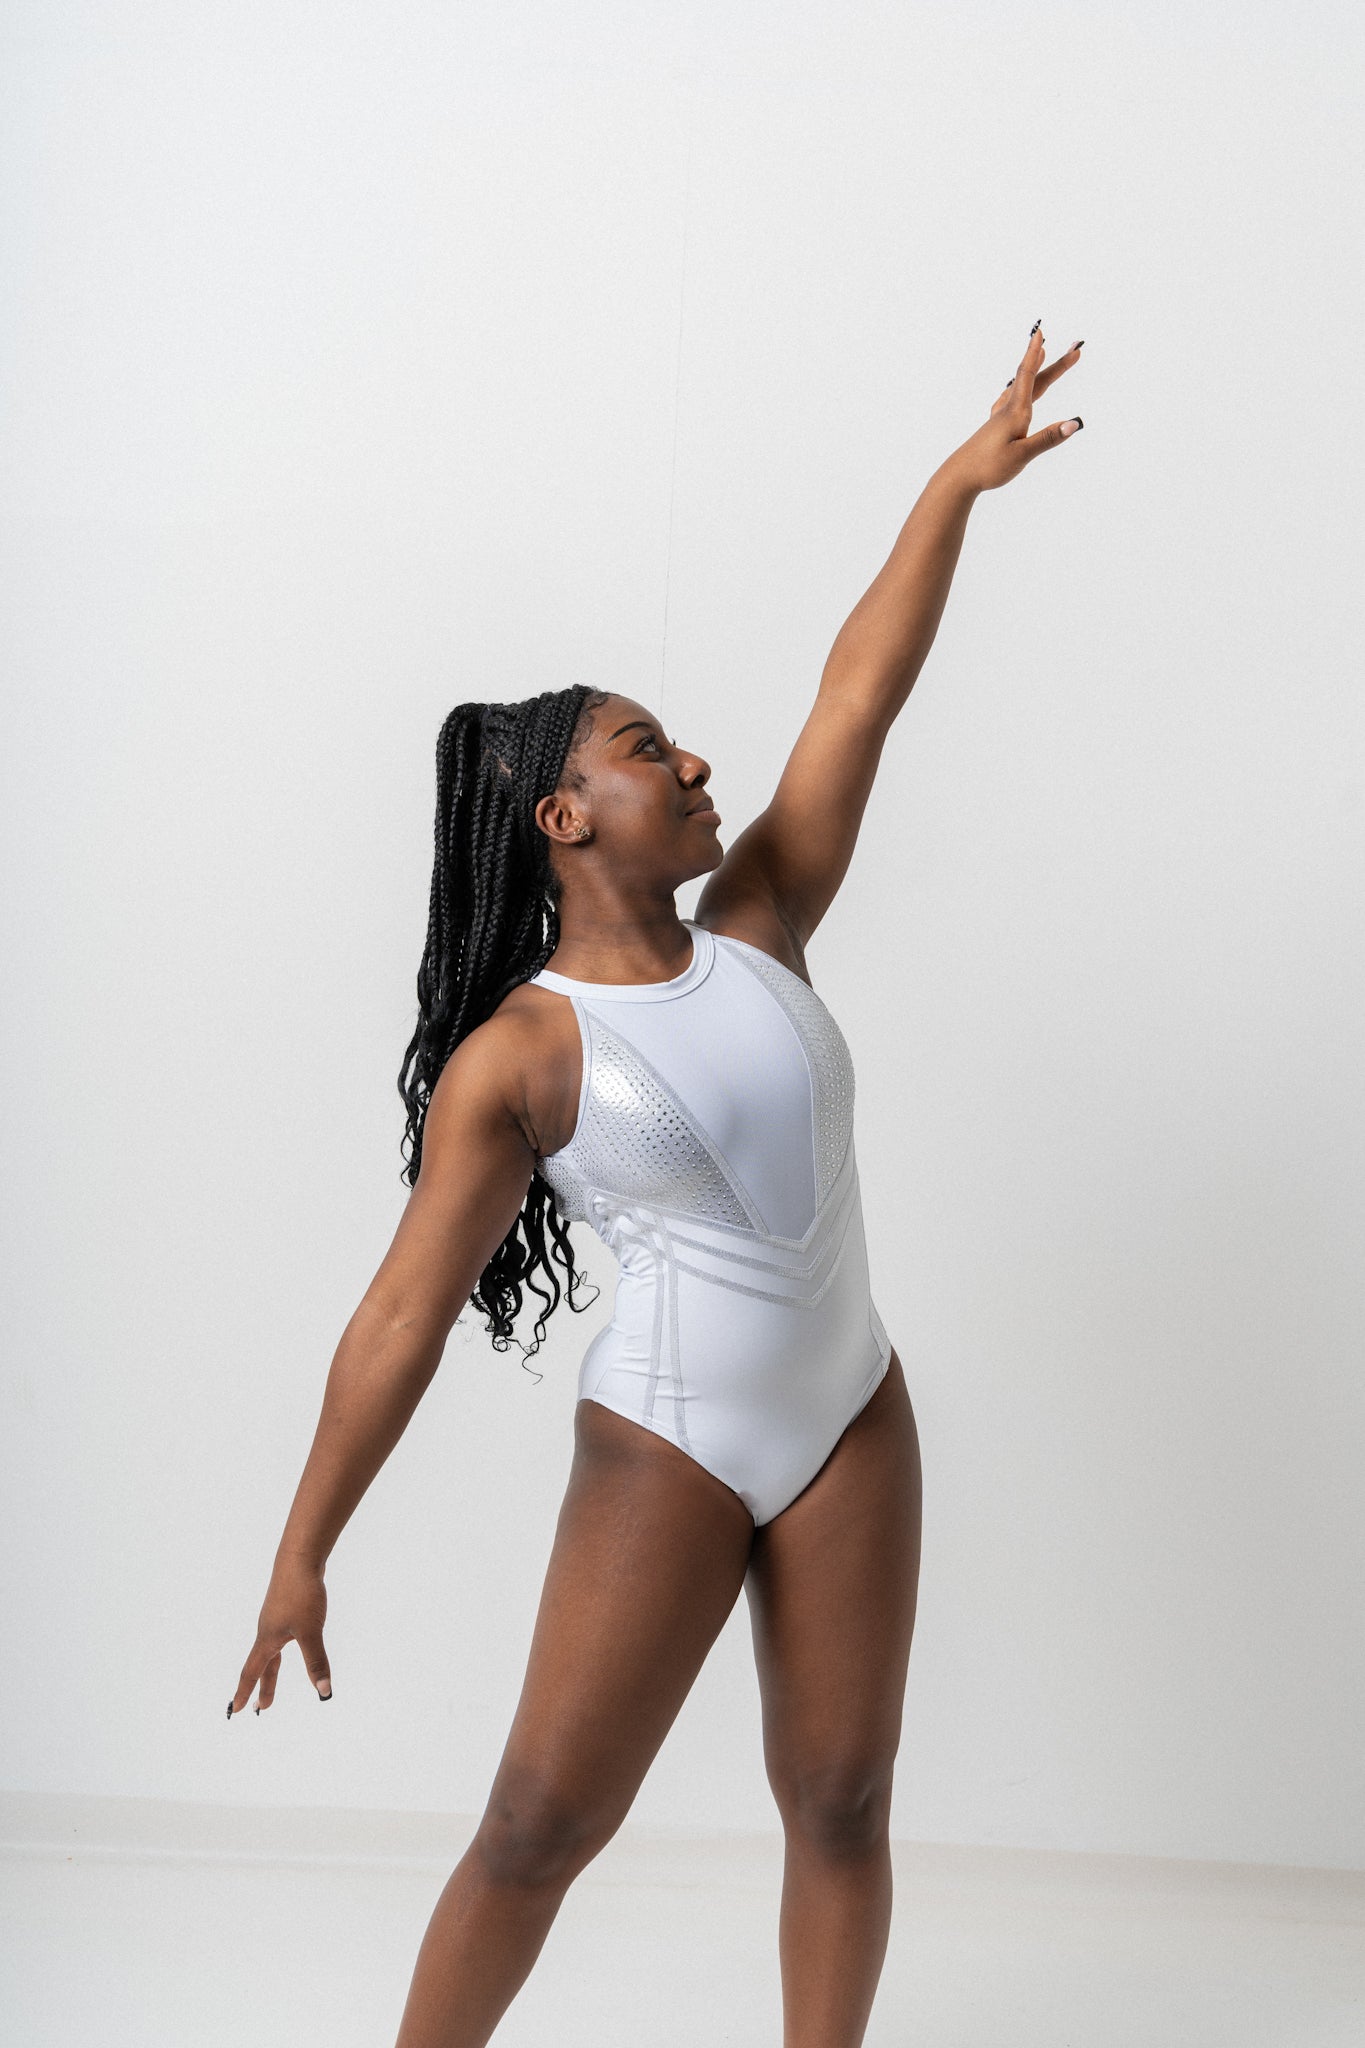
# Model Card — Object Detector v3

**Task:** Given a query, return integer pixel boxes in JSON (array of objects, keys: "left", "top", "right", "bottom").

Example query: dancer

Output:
[{"left": 229, "top": 321, "right": 1083, "bottom": 2047}]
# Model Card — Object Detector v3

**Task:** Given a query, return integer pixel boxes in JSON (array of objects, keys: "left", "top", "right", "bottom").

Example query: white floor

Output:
[{"left": 3, "top": 1793, "right": 1362, "bottom": 2047}]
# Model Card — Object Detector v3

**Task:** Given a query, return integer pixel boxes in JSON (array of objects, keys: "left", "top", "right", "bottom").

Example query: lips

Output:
[{"left": 687, "top": 801, "right": 721, "bottom": 823}]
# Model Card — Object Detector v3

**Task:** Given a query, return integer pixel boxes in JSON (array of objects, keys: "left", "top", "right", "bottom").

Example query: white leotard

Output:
[{"left": 527, "top": 918, "right": 892, "bottom": 1525}]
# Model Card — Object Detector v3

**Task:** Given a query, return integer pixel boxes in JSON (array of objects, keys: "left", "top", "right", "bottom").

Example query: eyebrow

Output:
[{"left": 605, "top": 719, "right": 661, "bottom": 743}]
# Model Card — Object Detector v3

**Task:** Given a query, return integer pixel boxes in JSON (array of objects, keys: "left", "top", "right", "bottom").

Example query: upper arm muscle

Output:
[{"left": 361, "top": 1020, "right": 538, "bottom": 1350}]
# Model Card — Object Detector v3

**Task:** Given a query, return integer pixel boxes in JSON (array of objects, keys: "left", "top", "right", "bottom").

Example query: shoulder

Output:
[{"left": 477, "top": 978, "right": 583, "bottom": 1158}]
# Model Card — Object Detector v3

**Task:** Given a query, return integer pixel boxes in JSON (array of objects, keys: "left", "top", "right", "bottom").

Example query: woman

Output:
[{"left": 229, "top": 322, "right": 1082, "bottom": 2047}]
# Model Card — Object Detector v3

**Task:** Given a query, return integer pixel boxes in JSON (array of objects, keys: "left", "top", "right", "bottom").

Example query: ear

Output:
[{"left": 534, "top": 790, "right": 586, "bottom": 845}]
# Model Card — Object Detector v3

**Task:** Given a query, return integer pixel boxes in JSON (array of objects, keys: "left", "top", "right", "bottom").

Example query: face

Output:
[{"left": 535, "top": 695, "right": 723, "bottom": 885}]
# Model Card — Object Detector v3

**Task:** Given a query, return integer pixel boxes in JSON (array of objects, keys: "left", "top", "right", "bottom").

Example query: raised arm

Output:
[
  {"left": 698, "top": 322, "right": 1083, "bottom": 950},
  {"left": 228, "top": 1019, "right": 538, "bottom": 1713}
]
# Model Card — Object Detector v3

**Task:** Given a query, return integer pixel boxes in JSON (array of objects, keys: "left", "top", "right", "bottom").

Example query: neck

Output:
[{"left": 546, "top": 890, "right": 693, "bottom": 982}]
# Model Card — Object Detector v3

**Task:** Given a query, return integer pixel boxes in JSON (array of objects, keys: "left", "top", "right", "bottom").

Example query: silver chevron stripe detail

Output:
[
  {"left": 661, "top": 1148, "right": 860, "bottom": 1282},
  {"left": 670, "top": 1190, "right": 859, "bottom": 1311}
]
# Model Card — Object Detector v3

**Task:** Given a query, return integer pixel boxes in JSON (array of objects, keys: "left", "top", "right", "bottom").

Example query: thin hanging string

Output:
[{"left": 659, "top": 97, "right": 695, "bottom": 736}]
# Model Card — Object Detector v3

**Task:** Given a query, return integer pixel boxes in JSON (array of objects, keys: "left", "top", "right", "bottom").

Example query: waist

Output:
[
  {"left": 578, "top": 1176, "right": 887, "bottom": 1407},
  {"left": 597, "top": 1143, "right": 868, "bottom": 1334},
  {"left": 586, "top": 1130, "right": 860, "bottom": 1281}
]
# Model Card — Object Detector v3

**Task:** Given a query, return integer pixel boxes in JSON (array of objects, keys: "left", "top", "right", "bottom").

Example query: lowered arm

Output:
[{"left": 273, "top": 1021, "right": 538, "bottom": 1571}]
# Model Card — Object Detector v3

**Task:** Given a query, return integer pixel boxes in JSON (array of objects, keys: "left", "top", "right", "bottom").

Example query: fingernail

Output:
[
  {"left": 1006, "top": 375, "right": 1014, "bottom": 386},
  {"left": 318, "top": 1686, "right": 332, "bottom": 1700},
  {"left": 226, "top": 1701, "right": 234, "bottom": 1718},
  {"left": 1073, "top": 339, "right": 1085, "bottom": 350},
  {"left": 1059, "top": 417, "right": 1083, "bottom": 437},
  {"left": 1030, "top": 319, "right": 1041, "bottom": 335},
  {"left": 254, "top": 1704, "right": 261, "bottom": 1715}
]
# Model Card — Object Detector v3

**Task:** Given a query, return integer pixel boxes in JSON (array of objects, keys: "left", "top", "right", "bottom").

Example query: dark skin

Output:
[{"left": 229, "top": 324, "right": 1083, "bottom": 2046}]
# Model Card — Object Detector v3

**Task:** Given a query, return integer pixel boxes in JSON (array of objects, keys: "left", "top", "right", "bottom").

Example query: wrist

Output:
[
  {"left": 276, "top": 1534, "right": 329, "bottom": 1575},
  {"left": 931, "top": 451, "right": 983, "bottom": 509}
]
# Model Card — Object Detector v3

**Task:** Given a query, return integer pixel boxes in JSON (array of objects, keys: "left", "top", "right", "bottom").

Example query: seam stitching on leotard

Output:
[
  {"left": 664, "top": 1227, "right": 690, "bottom": 1453},
  {"left": 633, "top": 1217, "right": 691, "bottom": 1452},
  {"left": 642, "top": 1220, "right": 668, "bottom": 1426}
]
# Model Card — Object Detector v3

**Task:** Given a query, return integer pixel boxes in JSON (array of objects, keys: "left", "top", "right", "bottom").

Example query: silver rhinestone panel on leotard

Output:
[
  {"left": 536, "top": 1010, "right": 762, "bottom": 1231},
  {"left": 535, "top": 1146, "right": 588, "bottom": 1219},
  {"left": 723, "top": 941, "right": 856, "bottom": 1208}
]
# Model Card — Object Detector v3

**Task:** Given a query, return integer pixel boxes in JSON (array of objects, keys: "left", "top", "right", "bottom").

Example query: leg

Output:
[
  {"left": 393, "top": 1396, "right": 756, "bottom": 2048},
  {"left": 743, "top": 1346, "right": 922, "bottom": 2048}
]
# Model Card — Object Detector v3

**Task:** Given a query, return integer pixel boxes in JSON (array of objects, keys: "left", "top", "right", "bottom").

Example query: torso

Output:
[
  {"left": 503, "top": 896, "right": 889, "bottom": 1529},
  {"left": 491, "top": 898, "right": 808, "bottom": 1162}
]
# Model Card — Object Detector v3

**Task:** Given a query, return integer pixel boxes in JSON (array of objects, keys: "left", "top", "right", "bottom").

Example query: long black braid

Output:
[{"left": 397, "top": 684, "right": 611, "bottom": 1364}]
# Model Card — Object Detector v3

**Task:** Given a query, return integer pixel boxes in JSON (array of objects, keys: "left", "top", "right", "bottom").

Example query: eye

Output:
[{"left": 637, "top": 732, "right": 662, "bottom": 752}]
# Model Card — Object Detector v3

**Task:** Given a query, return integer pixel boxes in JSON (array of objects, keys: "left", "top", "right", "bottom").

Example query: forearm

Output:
[
  {"left": 275, "top": 1297, "right": 446, "bottom": 1570},
  {"left": 822, "top": 454, "right": 979, "bottom": 725}
]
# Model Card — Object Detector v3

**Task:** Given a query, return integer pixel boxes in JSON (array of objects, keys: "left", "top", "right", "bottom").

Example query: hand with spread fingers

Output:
[
  {"left": 226, "top": 1548, "right": 333, "bottom": 1719},
  {"left": 947, "top": 321, "right": 1085, "bottom": 494}
]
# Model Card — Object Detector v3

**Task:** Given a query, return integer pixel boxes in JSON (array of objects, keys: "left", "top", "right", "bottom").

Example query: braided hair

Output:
[{"left": 397, "top": 684, "right": 611, "bottom": 1364}]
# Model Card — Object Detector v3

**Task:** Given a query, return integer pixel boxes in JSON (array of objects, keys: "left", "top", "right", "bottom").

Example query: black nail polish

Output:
[
  {"left": 254, "top": 1705, "right": 261, "bottom": 1715},
  {"left": 1074, "top": 339, "right": 1085, "bottom": 350},
  {"left": 1072, "top": 416, "right": 1084, "bottom": 428},
  {"left": 318, "top": 1689, "right": 332, "bottom": 1701},
  {"left": 226, "top": 1701, "right": 234, "bottom": 1718},
  {"left": 1007, "top": 376, "right": 1014, "bottom": 386}
]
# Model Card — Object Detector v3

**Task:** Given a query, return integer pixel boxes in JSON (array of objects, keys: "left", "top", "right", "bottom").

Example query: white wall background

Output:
[{"left": 2, "top": 0, "right": 1362, "bottom": 1872}]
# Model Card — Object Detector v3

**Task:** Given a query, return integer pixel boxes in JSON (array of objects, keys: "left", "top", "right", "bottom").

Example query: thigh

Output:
[
  {"left": 744, "top": 1347, "right": 922, "bottom": 1787},
  {"left": 481, "top": 1397, "right": 756, "bottom": 1844}
]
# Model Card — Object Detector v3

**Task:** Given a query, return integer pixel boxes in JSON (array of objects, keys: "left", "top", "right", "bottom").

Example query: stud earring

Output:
[{"left": 575, "top": 824, "right": 590, "bottom": 839}]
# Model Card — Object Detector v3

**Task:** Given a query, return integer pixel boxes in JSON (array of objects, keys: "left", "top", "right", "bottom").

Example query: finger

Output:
[
  {"left": 297, "top": 1630, "right": 333, "bottom": 1700},
  {"left": 1001, "top": 327, "right": 1045, "bottom": 400},
  {"left": 1018, "top": 416, "right": 1084, "bottom": 461},
  {"left": 255, "top": 1650, "right": 283, "bottom": 1713},
  {"left": 228, "top": 1638, "right": 274, "bottom": 1718},
  {"left": 1013, "top": 321, "right": 1046, "bottom": 405},
  {"left": 1031, "top": 341, "right": 1083, "bottom": 396}
]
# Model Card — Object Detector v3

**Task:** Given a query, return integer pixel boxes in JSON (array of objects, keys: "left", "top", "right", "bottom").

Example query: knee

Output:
[
  {"left": 473, "top": 1770, "right": 614, "bottom": 1891},
  {"left": 773, "top": 1760, "right": 895, "bottom": 1861}
]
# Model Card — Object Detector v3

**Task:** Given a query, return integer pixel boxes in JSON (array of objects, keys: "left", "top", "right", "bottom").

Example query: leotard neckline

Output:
[{"left": 527, "top": 919, "right": 715, "bottom": 1002}]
